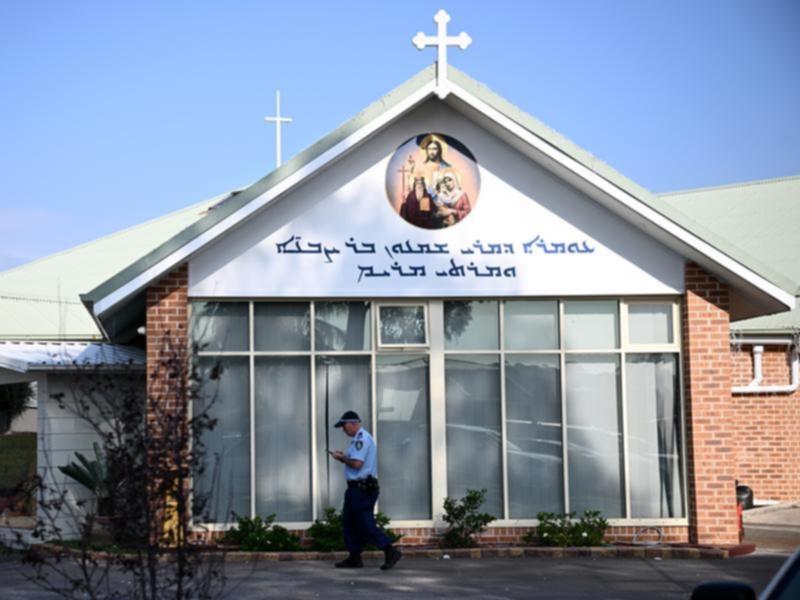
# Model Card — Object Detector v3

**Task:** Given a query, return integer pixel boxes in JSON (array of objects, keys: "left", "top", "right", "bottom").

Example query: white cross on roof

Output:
[
  {"left": 412, "top": 9, "right": 472, "bottom": 99},
  {"left": 264, "top": 90, "right": 293, "bottom": 168}
]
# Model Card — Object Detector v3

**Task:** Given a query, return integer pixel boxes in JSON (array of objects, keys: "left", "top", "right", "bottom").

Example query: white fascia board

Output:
[
  {"left": 445, "top": 81, "right": 796, "bottom": 312},
  {"left": 93, "top": 81, "right": 439, "bottom": 318},
  {"left": 0, "top": 358, "right": 29, "bottom": 373}
]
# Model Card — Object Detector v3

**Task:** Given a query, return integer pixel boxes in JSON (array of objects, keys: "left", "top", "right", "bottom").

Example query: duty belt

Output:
[{"left": 347, "top": 476, "right": 379, "bottom": 494}]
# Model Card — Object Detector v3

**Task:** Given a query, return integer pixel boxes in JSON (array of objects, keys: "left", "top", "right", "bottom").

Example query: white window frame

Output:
[{"left": 190, "top": 296, "right": 688, "bottom": 532}]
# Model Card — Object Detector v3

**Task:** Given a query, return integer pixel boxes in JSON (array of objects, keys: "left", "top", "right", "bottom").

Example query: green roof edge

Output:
[
  {"left": 82, "top": 64, "right": 797, "bottom": 315},
  {"left": 82, "top": 65, "right": 437, "bottom": 306},
  {"left": 447, "top": 68, "right": 798, "bottom": 296},
  {"left": 659, "top": 173, "right": 800, "bottom": 198}
]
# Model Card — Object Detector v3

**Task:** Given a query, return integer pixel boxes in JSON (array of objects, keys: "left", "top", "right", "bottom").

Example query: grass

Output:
[{"left": 0, "top": 432, "right": 36, "bottom": 491}]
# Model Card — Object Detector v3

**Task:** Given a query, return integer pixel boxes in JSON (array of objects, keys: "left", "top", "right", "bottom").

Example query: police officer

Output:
[{"left": 330, "top": 410, "right": 401, "bottom": 570}]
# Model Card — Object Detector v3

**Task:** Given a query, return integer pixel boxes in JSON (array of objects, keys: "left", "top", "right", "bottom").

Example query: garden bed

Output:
[{"left": 39, "top": 541, "right": 753, "bottom": 562}]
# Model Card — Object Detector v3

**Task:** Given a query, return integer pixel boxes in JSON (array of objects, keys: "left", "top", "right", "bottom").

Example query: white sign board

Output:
[{"left": 189, "top": 102, "right": 683, "bottom": 298}]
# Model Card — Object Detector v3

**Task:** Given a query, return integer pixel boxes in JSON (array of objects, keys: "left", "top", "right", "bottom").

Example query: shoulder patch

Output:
[{"left": 355, "top": 441, "right": 363, "bottom": 451}]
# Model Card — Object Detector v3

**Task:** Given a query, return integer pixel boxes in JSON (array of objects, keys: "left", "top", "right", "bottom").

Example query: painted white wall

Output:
[
  {"left": 36, "top": 374, "right": 144, "bottom": 539},
  {"left": 36, "top": 375, "right": 98, "bottom": 538},
  {"left": 190, "top": 100, "right": 683, "bottom": 298}
]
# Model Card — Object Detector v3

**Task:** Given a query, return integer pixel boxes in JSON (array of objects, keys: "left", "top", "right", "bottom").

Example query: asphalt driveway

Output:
[{"left": 1, "top": 552, "right": 791, "bottom": 599}]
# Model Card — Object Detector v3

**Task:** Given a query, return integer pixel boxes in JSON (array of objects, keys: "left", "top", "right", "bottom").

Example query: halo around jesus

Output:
[{"left": 386, "top": 133, "right": 480, "bottom": 230}]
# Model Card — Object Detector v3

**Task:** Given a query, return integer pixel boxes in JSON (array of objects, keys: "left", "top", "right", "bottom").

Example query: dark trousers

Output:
[{"left": 342, "top": 487, "right": 391, "bottom": 554}]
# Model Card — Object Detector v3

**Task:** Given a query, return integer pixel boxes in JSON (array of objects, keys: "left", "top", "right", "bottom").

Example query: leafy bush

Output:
[
  {"left": 307, "top": 507, "right": 401, "bottom": 552},
  {"left": 0, "top": 432, "right": 36, "bottom": 492},
  {"left": 524, "top": 510, "right": 608, "bottom": 547},
  {"left": 572, "top": 510, "right": 608, "bottom": 546},
  {"left": 221, "top": 514, "right": 301, "bottom": 552},
  {"left": 57, "top": 442, "right": 114, "bottom": 516},
  {"left": 307, "top": 507, "right": 345, "bottom": 552},
  {"left": 441, "top": 488, "right": 495, "bottom": 548},
  {"left": 0, "top": 382, "right": 33, "bottom": 433}
]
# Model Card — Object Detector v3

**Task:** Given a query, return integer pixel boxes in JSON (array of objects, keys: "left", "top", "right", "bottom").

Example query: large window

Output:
[
  {"left": 193, "top": 300, "right": 432, "bottom": 525},
  {"left": 442, "top": 298, "right": 684, "bottom": 521},
  {"left": 192, "top": 297, "right": 684, "bottom": 526}
]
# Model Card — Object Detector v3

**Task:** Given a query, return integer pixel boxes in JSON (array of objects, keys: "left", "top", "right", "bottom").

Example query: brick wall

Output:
[
  {"left": 145, "top": 264, "right": 190, "bottom": 538},
  {"left": 387, "top": 525, "right": 689, "bottom": 547},
  {"left": 682, "top": 262, "right": 739, "bottom": 545},
  {"left": 730, "top": 345, "right": 800, "bottom": 501},
  {"left": 146, "top": 264, "right": 189, "bottom": 383}
]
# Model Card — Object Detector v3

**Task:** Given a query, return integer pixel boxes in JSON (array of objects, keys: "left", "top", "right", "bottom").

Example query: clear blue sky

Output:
[{"left": 1, "top": 0, "right": 798, "bottom": 271}]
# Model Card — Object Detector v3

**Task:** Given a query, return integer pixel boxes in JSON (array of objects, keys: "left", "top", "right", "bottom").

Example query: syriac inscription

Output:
[{"left": 276, "top": 235, "right": 596, "bottom": 283}]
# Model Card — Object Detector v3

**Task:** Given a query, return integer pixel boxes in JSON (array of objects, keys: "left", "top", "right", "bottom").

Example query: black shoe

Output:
[
  {"left": 335, "top": 554, "right": 363, "bottom": 569},
  {"left": 380, "top": 546, "right": 401, "bottom": 571}
]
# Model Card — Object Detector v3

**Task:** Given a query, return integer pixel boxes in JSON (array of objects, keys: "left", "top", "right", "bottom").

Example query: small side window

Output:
[
  {"left": 377, "top": 304, "right": 428, "bottom": 348},
  {"left": 628, "top": 302, "right": 674, "bottom": 345}
]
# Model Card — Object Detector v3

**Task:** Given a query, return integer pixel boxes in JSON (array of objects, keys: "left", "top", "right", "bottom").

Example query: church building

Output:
[{"left": 1, "top": 12, "right": 798, "bottom": 548}]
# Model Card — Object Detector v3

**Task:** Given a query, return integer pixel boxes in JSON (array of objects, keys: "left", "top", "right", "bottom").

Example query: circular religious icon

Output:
[{"left": 385, "top": 133, "right": 480, "bottom": 230}]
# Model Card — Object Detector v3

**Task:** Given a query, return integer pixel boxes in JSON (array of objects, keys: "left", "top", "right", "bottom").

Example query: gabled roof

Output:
[
  {"left": 79, "top": 65, "right": 794, "bottom": 336},
  {"left": 661, "top": 175, "right": 800, "bottom": 333},
  {"left": 0, "top": 193, "right": 230, "bottom": 340}
]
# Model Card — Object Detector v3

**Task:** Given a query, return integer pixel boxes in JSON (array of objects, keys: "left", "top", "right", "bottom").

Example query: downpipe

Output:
[{"left": 732, "top": 337, "right": 799, "bottom": 394}]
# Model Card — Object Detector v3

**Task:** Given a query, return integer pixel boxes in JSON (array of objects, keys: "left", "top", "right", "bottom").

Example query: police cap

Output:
[{"left": 334, "top": 410, "right": 361, "bottom": 428}]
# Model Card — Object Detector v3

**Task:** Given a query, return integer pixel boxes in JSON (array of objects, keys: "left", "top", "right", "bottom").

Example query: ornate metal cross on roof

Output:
[
  {"left": 412, "top": 9, "right": 472, "bottom": 98},
  {"left": 264, "top": 90, "right": 293, "bottom": 168}
]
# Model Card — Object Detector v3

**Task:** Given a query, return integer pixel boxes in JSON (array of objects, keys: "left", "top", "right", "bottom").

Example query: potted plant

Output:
[{"left": 58, "top": 442, "right": 115, "bottom": 543}]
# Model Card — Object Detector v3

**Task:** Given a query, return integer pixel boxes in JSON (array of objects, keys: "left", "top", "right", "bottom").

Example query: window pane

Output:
[
  {"left": 566, "top": 355, "right": 624, "bottom": 517},
  {"left": 629, "top": 303, "right": 674, "bottom": 345},
  {"left": 191, "top": 302, "right": 248, "bottom": 352},
  {"left": 315, "top": 356, "right": 372, "bottom": 515},
  {"left": 254, "top": 302, "right": 310, "bottom": 351},
  {"left": 379, "top": 306, "right": 426, "bottom": 345},
  {"left": 504, "top": 301, "right": 559, "bottom": 350},
  {"left": 315, "top": 302, "right": 371, "bottom": 351},
  {"left": 254, "top": 357, "right": 311, "bottom": 521},
  {"left": 194, "top": 357, "right": 250, "bottom": 522},
  {"left": 445, "top": 355, "right": 503, "bottom": 518},
  {"left": 377, "top": 355, "right": 431, "bottom": 520},
  {"left": 564, "top": 300, "right": 619, "bottom": 350},
  {"left": 444, "top": 300, "right": 499, "bottom": 350},
  {"left": 506, "top": 355, "right": 563, "bottom": 517},
  {"left": 626, "top": 354, "right": 684, "bottom": 518}
]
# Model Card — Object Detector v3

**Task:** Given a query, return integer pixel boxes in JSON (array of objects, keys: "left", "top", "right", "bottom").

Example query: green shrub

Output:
[
  {"left": 307, "top": 507, "right": 343, "bottom": 552},
  {"left": 221, "top": 514, "right": 301, "bottom": 552},
  {"left": 441, "top": 489, "right": 495, "bottom": 548},
  {"left": 523, "top": 510, "right": 608, "bottom": 547},
  {"left": 57, "top": 442, "right": 114, "bottom": 516},
  {"left": 0, "top": 382, "right": 33, "bottom": 433},
  {"left": 307, "top": 507, "right": 401, "bottom": 552},
  {"left": 572, "top": 510, "right": 608, "bottom": 546},
  {"left": 0, "top": 432, "right": 36, "bottom": 492}
]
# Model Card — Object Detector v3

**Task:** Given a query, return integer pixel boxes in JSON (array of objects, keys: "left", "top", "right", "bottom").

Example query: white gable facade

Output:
[{"left": 184, "top": 98, "right": 689, "bottom": 531}]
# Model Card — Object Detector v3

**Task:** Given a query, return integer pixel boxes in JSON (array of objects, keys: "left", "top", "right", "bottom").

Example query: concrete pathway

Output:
[{"left": 744, "top": 502, "right": 800, "bottom": 554}]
